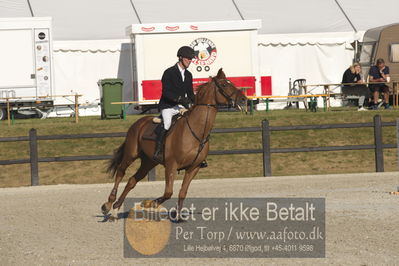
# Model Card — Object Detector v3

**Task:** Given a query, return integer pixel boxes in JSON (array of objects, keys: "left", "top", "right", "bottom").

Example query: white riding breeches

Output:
[{"left": 161, "top": 105, "right": 184, "bottom": 130}]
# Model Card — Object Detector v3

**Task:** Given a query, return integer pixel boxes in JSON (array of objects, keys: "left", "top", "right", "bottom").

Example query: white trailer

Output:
[
  {"left": 125, "top": 20, "right": 264, "bottom": 111},
  {"left": 0, "top": 17, "right": 54, "bottom": 119}
]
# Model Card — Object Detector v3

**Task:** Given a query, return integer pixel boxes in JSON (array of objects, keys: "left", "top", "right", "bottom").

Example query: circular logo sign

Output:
[
  {"left": 190, "top": 38, "right": 217, "bottom": 66},
  {"left": 38, "top": 32, "right": 46, "bottom": 40},
  {"left": 125, "top": 203, "right": 171, "bottom": 255}
]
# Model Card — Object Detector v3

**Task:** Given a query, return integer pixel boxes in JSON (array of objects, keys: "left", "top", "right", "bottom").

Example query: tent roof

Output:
[
  {"left": 257, "top": 31, "right": 362, "bottom": 46},
  {"left": 0, "top": 0, "right": 398, "bottom": 40}
]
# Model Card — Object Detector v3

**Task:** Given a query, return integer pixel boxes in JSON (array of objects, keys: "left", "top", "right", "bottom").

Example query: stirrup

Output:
[{"left": 199, "top": 161, "right": 208, "bottom": 168}]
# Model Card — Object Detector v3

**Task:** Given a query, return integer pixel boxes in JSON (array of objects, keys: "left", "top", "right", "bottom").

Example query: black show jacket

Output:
[{"left": 158, "top": 64, "right": 195, "bottom": 110}]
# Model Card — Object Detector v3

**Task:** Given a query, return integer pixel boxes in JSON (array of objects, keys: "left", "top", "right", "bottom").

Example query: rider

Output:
[{"left": 153, "top": 46, "right": 196, "bottom": 162}]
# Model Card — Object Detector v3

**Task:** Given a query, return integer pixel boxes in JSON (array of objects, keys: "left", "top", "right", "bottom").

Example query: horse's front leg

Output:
[
  {"left": 142, "top": 163, "right": 177, "bottom": 208},
  {"left": 177, "top": 166, "right": 201, "bottom": 216}
]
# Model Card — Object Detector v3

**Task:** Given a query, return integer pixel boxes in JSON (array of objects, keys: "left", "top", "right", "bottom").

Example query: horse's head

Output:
[{"left": 200, "top": 68, "right": 247, "bottom": 110}]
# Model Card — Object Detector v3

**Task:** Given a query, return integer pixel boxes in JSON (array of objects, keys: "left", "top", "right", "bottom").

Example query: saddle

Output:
[
  {"left": 142, "top": 109, "right": 209, "bottom": 169},
  {"left": 142, "top": 111, "right": 186, "bottom": 142}
]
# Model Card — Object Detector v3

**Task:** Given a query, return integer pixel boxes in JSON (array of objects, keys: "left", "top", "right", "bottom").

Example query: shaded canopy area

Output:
[{"left": 0, "top": 0, "right": 398, "bottom": 40}]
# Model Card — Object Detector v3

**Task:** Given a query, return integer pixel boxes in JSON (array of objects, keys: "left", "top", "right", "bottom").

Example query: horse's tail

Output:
[{"left": 106, "top": 142, "right": 126, "bottom": 178}]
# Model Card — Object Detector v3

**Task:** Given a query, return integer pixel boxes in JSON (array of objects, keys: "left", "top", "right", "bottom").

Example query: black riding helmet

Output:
[{"left": 177, "top": 46, "right": 195, "bottom": 59}]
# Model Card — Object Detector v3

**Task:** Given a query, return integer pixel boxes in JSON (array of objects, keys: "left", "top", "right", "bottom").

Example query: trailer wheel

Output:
[{"left": 0, "top": 108, "right": 6, "bottom": 120}]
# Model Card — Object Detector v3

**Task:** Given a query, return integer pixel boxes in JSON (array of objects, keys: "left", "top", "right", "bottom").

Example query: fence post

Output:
[
  {"left": 148, "top": 168, "right": 156, "bottom": 181},
  {"left": 29, "top": 128, "right": 39, "bottom": 185},
  {"left": 396, "top": 119, "right": 399, "bottom": 169},
  {"left": 373, "top": 115, "right": 384, "bottom": 172},
  {"left": 262, "top": 119, "right": 272, "bottom": 176},
  {"left": 74, "top": 94, "right": 79, "bottom": 123},
  {"left": 7, "top": 98, "right": 11, "bottom": 126}
]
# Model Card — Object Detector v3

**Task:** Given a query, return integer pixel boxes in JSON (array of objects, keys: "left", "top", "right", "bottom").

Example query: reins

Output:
[
  {"left": 179, "top": 78, "right": 239, "bottom": 171},
  {"left": 180, "top": 105, "right": 212, "bottom": 171}
]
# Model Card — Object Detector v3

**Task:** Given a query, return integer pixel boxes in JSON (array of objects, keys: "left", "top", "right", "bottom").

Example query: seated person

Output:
[
  {"left": 341, "top": 63, "right": 369, "bottom": 111},
  {"left": 368, "top": 58, "right": 390, "bottom": 110}
]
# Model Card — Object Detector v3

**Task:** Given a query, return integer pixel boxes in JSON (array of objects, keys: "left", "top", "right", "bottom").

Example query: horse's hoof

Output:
[
  {"left": 141, "top": 200, "right": 152, "bottom": 208},
  {"left": 101, "top": 202, "right": 112, "bottom": 215},
  {"left": 108, "top": 207, "right": 119, "bottom": 222},
  {"left": 141, "top": 200, "right": 158, "bottom": 208}
]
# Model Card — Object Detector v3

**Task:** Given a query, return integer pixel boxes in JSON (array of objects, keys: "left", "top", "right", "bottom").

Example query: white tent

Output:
[
  {"left": 258, "top": 31, "right": 360, "bottom": 107},
  {"left": 2, "top": 0, "right": 399, "bottom": 39},
  {"left": 1, "top": 0, "right": 399, "bottom": 113}
]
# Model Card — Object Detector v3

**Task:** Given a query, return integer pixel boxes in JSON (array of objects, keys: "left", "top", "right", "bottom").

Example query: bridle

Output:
[
  {"left": 212, "top": 77, "right": 241, "bottom": 108},
  {"left": 181, "top": 77, "right": 242, "bottom": 171},
  {"left": 194, "top": 77, "right": 242, "bottom": 108}
]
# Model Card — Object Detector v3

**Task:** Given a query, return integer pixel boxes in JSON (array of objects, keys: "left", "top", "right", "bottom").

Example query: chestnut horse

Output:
[{"left": 101, "top": 68, "right": 247, "bottom": 220}]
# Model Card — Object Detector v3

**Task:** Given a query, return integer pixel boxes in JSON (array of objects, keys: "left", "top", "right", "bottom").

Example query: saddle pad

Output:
[
  {"left": 142, "top": 123, "right": 159, "bottom": 141},
  {"left": 142, "top": 114, "right": 184, "bottom": 141}
]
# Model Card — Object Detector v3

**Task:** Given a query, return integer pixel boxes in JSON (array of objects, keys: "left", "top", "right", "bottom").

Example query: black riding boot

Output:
[{"left": 153, "top": 127, "right": 167, "bottom": 162}]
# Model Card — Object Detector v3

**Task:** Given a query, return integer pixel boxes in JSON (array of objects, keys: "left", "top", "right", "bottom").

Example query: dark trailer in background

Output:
[{"left": 356, "top": 23, "right": 399, "bottom": 81}]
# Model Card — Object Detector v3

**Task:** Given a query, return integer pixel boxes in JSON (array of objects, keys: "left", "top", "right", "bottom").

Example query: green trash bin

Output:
[{"left": 99, "top": 79, "right": 124, "bottom": 119}]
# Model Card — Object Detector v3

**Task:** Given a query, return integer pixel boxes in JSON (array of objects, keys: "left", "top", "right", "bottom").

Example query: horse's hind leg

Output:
[
  {"left": 101, "top": 156, "right": 136, "bottom": 215},
  {"left": 111, "top": 156, "right": 158, "bottom": 215}
]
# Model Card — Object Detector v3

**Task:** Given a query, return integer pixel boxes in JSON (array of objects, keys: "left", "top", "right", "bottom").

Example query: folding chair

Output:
[{"left": 287, "top": 79, "right": 306, "bottom": 109}]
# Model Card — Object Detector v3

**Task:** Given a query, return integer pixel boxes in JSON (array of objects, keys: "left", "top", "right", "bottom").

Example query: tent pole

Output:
[
  {"left": 26, "top": 0, "right": 34, "bottom": 17},
  {"left": 129, "top": 0, "right": 142, "bottom": 24},
  {"left": 334, "top": 0, "right": 357, "bottom": 32},
  {"left": 354, "top": 40, "right": 359, "bottom": 63},
  {"left": 232, "top": 0, "right": 245, "bottom": 20}
]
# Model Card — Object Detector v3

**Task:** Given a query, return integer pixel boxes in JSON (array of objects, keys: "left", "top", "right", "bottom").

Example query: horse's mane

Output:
[
  {"left": 194, "top": 78, "right": 213, "bottom": 105},
  {"left": 180, "top": 79, "right": 212, "bottom": 116}
]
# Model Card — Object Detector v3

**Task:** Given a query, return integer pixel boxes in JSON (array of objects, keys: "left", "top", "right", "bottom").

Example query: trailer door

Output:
[{"left": 0, "top": 29, "right": 35, "bottom": 94}]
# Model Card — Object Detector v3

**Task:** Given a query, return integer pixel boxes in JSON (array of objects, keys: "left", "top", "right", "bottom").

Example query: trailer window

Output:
[
  {"left": 359, "top": 43, "right": 374, "bottom": 65},
  {"left": 390, "top": 44, "right": 399, "bottom": 63}
]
